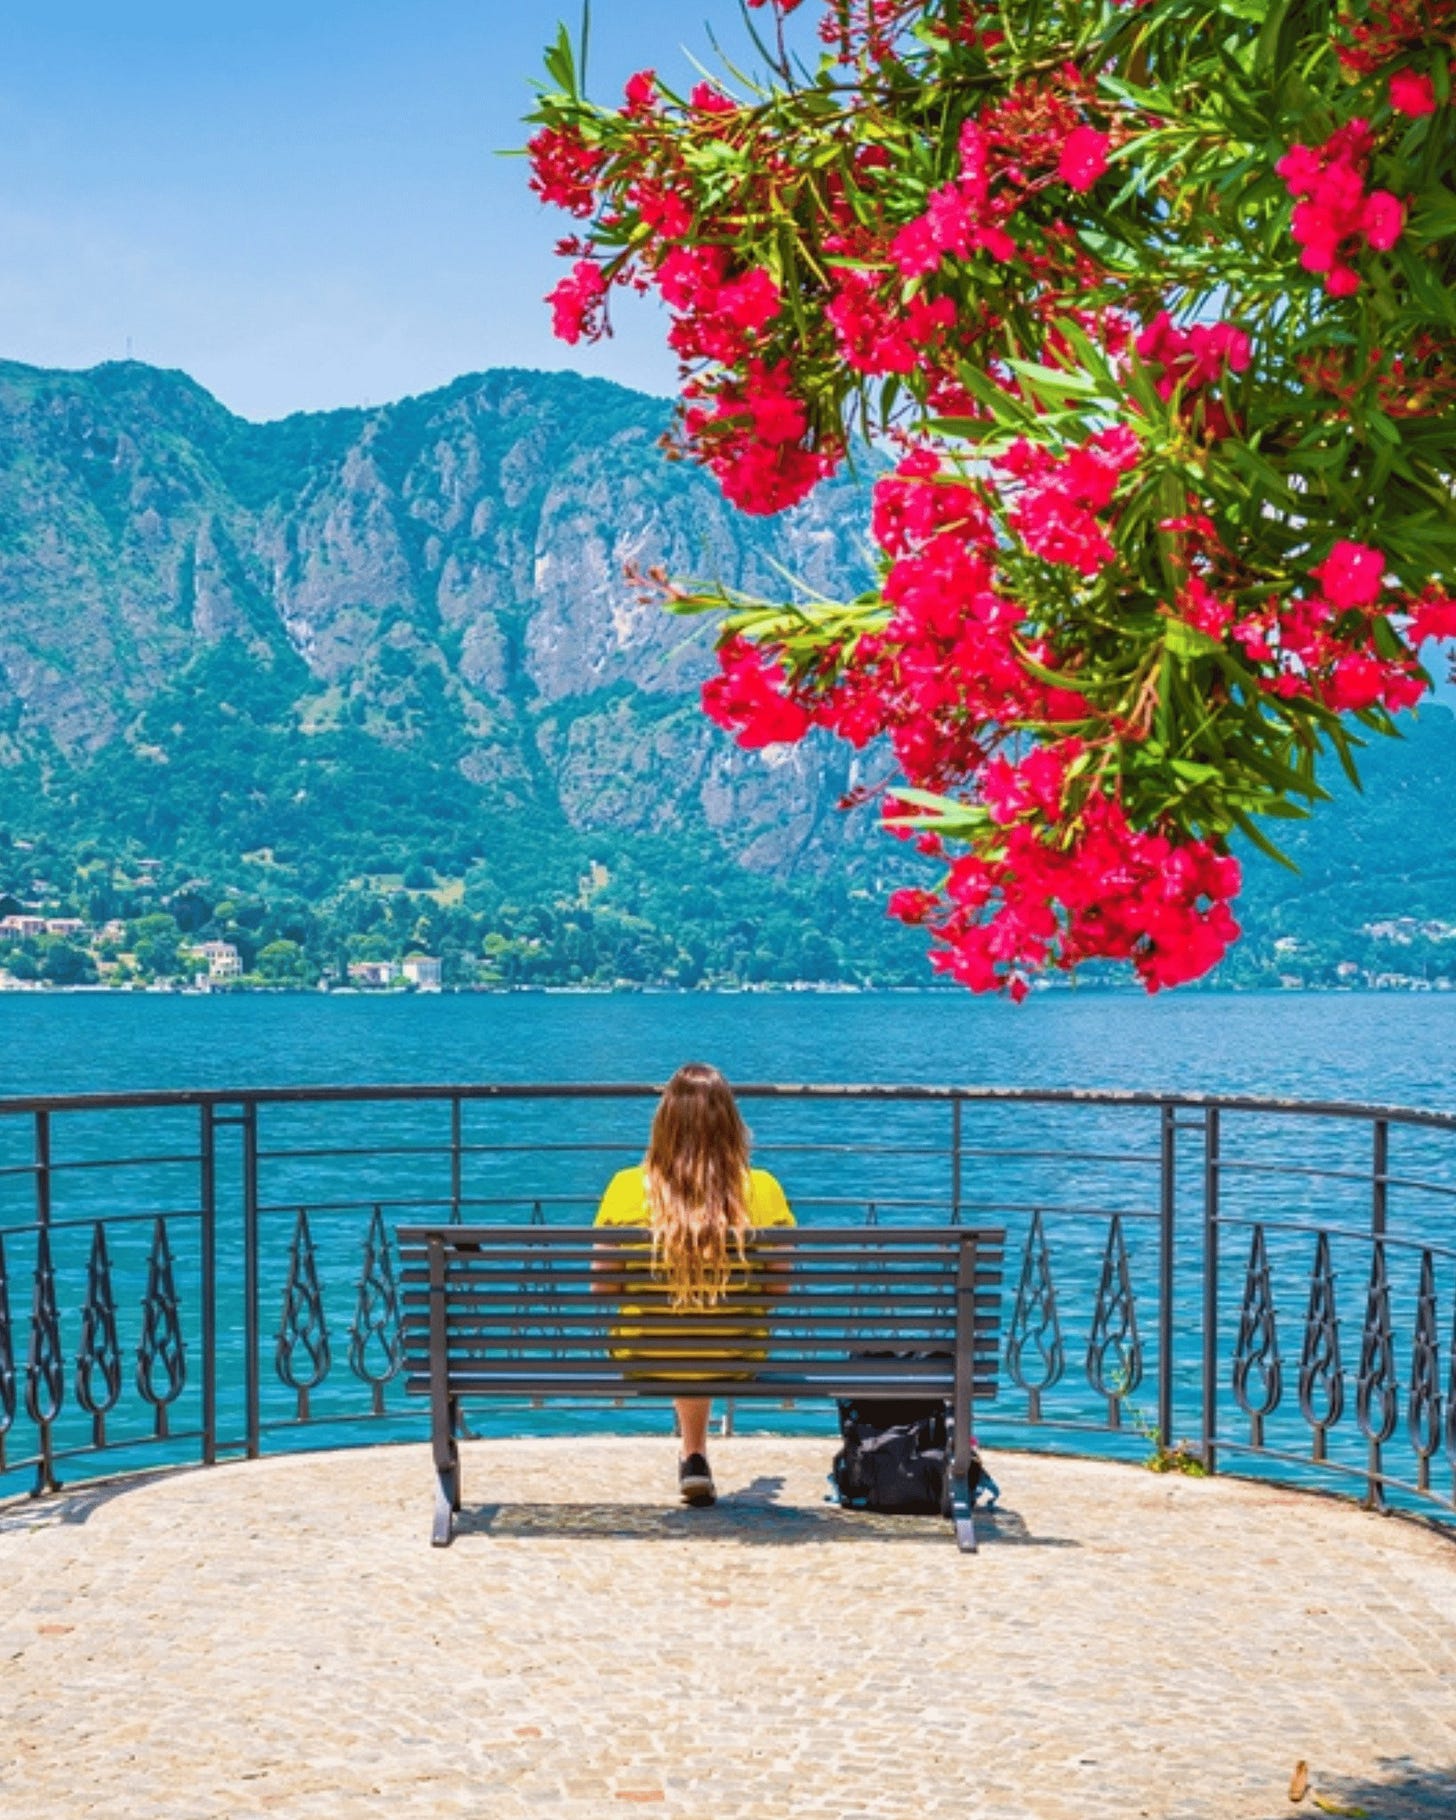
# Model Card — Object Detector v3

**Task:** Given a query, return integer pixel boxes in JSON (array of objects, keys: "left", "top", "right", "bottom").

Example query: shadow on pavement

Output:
[
  {"left": 0, "top": 1465, "right": 192, "bottom": 1534},
  {"left": 1261, "top": 1757, "right": 1456, "bottom": 1820},
  {"left": 456, "top": 1495, "right": 1078, "bottom": 1548}
]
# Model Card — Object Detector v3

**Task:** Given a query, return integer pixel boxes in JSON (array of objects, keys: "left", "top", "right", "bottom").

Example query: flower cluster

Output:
[
  {"left": 525, "top": 126, "right": 605, "bottom": 217},
  {"left": 701, "top": 637, "right": 813, "bottom": 747},
  {"left": 1337, "top": 2, "right": 1456, "bottom": 79},
  {"left": 890, "top": 788, "right": 1243, "bottom": 999},
  {"left": 1276, "top": 120, "right": 1404, "bottom": 295},
  {"left": 527, "top": 0, "right": 1454, "bottom": 996},
  {"left": 999, "top": 427, "right": 1141, "bottom": 577},
  {"left": 1134, "top": 314, "right": 1251, "bottom": 439},
  {"left": 545, "top": 259, "right": 606, "bottom": 345}
]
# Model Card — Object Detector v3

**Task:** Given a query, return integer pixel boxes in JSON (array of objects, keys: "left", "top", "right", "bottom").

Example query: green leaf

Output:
[
  {"left": 1230, "top": 809, "right": 1301, "bottom": 871},
  {"left": 1163, "top": 620, "right": 1224, "bottom": 660},
  {"left": 543, "top": 24, "right": 577, "bottom": 97}
]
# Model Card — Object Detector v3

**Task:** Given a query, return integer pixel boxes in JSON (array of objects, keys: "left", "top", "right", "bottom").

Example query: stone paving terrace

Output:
[{"left": 2, "top": 1437, "right": 1454, "bottom": 1820}]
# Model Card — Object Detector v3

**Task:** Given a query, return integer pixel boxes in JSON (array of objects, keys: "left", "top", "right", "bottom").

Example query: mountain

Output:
[
  {"left": 0, "top": 358, "right": 885, "bottom": 866},
  {"left": 0, "top": 357, "right": 930, "bottom": 986},
  {"left": 0, "top": 355, "right": 1454, "bottom": 991}
]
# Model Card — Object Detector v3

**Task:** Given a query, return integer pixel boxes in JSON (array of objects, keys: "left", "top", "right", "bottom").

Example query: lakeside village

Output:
[
  {"left": 3, "top": 884, "right": 1456, "bottom": 996},
  {"left": 0, "top": 906, "right": 443, "bottom": 993},
  {"left": 0, "top": 846, "right": 888, "bottom": 995},
  {"left": 2, "top": 823, "right": 1456, "bottom": 997}
]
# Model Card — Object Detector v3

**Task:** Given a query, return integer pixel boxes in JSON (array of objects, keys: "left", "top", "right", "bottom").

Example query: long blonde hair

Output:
[{"left": 645, "top": 1063, "right": 751, "bottom": 1311}]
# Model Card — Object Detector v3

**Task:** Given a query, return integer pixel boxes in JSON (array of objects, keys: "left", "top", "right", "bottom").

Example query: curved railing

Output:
[{"left": 0, "top": 1081, "right": 1453, "bottom": 1522}]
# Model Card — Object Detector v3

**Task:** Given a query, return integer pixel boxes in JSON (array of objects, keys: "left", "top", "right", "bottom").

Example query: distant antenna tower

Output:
[{"left": 125, "top": 335, "right": 134, "bottom": 359}]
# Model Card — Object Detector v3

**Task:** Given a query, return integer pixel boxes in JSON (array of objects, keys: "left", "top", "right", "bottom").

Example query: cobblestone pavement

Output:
[{"left": 2, "top": 1438, "right": 1454, "bottom": 1820}]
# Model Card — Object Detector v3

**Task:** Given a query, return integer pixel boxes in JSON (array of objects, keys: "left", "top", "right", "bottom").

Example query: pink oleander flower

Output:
[
  {"left": 1406, "top": 588, "right": 1456, "bottom": 643},
  {"left": 1313, "top": 540, "right": 1387, "bottom": 609},
  {"left": 1362, "top": 190, "right": 1405, "bottom": 251},
  {"left": 1389, "top": 70, "right": 1437, "bottom": 117},
  {"left": 1058, "top": 125, "right": 1110, "bottom": 191},
  {"left": 623, "top": 70, "right": 658, "bottom": 114},
  {"left": 702, "top": 637, "right": 812, "bottom": 747},
  {"left": 526, "top": 126, "right": 605, "bottom": 219},
  {"left": 546, "top": 259, "right": 607, "bottom": 344}
]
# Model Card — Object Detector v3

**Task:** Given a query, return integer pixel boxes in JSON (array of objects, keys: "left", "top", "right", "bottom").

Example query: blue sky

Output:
[{"left": 0, "top": 2, "right": 812, "bottom": 419}]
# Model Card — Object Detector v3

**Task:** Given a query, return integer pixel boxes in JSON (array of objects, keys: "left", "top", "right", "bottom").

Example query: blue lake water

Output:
[
  {"left": 1, "top": 989, "right": 1454, "bottom": 1516},
  {"left": 0, "top": 975, "right": 1448, "bottom": 1099},
  {"left": 1, "top": 985, "right": 1453, "bottom": 1105}
]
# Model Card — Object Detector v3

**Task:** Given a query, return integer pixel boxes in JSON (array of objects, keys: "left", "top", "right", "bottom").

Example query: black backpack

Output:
[{"left": 831, "top": 1392, "right": 982, "bottom": 1516}]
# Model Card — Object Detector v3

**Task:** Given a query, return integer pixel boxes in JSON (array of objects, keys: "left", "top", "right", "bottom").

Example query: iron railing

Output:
[{"left": 0, "top": 1082, "right": 1453, "bottom": 1522}]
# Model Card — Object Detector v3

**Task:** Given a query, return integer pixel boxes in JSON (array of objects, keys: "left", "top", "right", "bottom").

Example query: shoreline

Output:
[{"left": 0, "top": 978, "right": 1453, "bottom": 998}]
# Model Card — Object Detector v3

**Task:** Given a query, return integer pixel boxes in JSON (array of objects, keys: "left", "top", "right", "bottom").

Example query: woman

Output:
[{"left": 593, "top": 1063, "right": 795, "bottom": 1507}]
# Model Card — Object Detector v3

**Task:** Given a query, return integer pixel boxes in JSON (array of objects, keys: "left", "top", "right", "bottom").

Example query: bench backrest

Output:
[{"left": 399, "top": 1224, "right": 1004, "bottom": 1403}]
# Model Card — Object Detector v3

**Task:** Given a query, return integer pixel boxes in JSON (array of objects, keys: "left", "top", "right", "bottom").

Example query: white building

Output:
[
  {"left": 197, "top": 941, "right": 243, "bottom": 980},
  {"left": 402, "top": 955, "right": 443, "bottom": 990},
  {"left": 348, "top": 960, "right": 399, "bottom": 989},
  {"left": 0, "top": 915, "right": 47, "bottom": 941}
]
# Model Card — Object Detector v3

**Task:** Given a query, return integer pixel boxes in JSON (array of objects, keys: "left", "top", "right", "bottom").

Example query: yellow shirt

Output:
[
  {"left": 593, "top": 1164, "right": 795, "bottom": 1234},
  {"left": 592, "top": 1164, "right": 796, "bottom": 1369}
]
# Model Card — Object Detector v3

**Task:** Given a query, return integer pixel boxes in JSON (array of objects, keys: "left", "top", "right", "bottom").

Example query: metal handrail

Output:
[{"left": 0, "top": 1078, "right": 1455, "bottom": 1125}]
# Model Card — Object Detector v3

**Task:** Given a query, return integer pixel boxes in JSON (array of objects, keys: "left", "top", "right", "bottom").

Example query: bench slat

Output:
[
  {"left": 401, "top": 1334, "right": 992, "bottom": 1354},
  {"left": 401, "top": 1271, "right": 1001, "bottom": 1295},
  {"left": 404, "top": 1376, "right": 1000, "bottom": 1400},
  {"left": 398, "top": 1225, "right": 974, "bottom": 1246},
  {"left": 403, "top": 1358, "right": 998, "bottom": 1381},
  {"left": 400, "top": 1293, "right": 997, "bottom": 1320}
]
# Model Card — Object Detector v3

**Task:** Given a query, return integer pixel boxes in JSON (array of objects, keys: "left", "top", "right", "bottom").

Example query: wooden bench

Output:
[{"left": 399, "top": 1223, "right": 1004, "bottom": 1551}]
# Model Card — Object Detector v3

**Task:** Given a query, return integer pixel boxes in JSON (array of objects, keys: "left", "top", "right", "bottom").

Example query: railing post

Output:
[
  {"left": 450, "top": 1096, "right": 463, "bottom": 1225},
  {"left": 30, "top": 1109, "right": 58, "bottom": 1495},
  {"left": 1367, "top": 1117, "right": 1390, "bottom": 1511},
  {"left": 1200, "top": 1107, "right": 1220, "bottom": 1474},
  {"left": 242, "top": 1098, "right": 261, "bottom": 1460},
  {"left": 200, "top": 1103, "right": 217, "bottom": 1467},
  {"left": 951, "top": 1096, "right": 963, "bottom": 1225},
  {"left": 1158, "top": 1103, "right": 1176, "bottom": 1454}
]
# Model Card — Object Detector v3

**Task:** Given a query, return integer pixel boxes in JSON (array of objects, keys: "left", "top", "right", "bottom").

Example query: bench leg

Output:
[
  {"left": 432, "top": 1459, "right": 458, "bottom": 1547},
  {"left": 431, "top": 1404, "right": 462, "bottom": 1548},
  {"left": 950, "top": 1470, "right": 978, "bottom": 1554}
]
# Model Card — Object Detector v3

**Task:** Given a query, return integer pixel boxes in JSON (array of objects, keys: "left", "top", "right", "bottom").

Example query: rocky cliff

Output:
[{"left": 0, "top": 358, "right": 882, "bottom": 883}]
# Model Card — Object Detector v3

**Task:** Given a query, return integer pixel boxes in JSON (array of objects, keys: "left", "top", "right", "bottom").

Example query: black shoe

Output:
[{"left": 679, "top": 1453, "right": 716, "bottom": 1507}]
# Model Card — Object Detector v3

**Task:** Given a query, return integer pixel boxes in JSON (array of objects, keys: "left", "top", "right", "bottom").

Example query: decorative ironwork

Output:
[
  {"left": 1297, "top": 1232, "right": 1344, "bottom": 1458},
  {"left": 1447, "top": 1281, "right": 1456, "bottom": 1490},
  {"left": 348, "top": 1206, "right": 402, "bottom": 1416},
  {"left": 1407, "top": 1250, "right": 1441, "bottom": 1490},
  {"left": 1231, "top": 1224, "right": 1282, "bottom": 1446},
  {"left": 0, "top": 1233, "right": 15, "bottom": 1468},
  {"left": 1086, "top": 1215, "right": 1142, "bottom": 1424},
  {"left": 1007, "top": 1211, "right": 1064, "bottom": 1422},
  {"left": 25, "top": 1226, "right": 64, "bottom": 1429},
  {"left": 276, "top": 1210, "right": 330, "bottom": 1419},
  {"left": 76, "top": 1223, "right": 123, "bottom": 1444},
  {"left": 137, "top": 1216, "right": 187, "bottom": 1435},
  {"left": 864, "top": 1201, "right": 879, "bottom": 1227},
  {"left": 1356, "top": 1241, "right": 1399, "bottom": 1446}
]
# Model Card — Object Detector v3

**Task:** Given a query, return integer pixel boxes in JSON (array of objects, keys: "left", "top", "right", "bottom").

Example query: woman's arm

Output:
[
  {"left": 754, "top": 1171, "right": 796, "bottom": 1296},
  {"left": 591, "top": 1171, "right": 634, "bottom": 1296}
]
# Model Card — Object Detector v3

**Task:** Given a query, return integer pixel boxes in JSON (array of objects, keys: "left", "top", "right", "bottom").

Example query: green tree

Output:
[
  {"left": 255, "top": 939, "right": 314, "bottom": 985},
  {"left": 130, "top": 912, "right": 182, "bottom": 979},
  {"left": 39, "top": 940, "right": 97, "bottom": 985}
]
